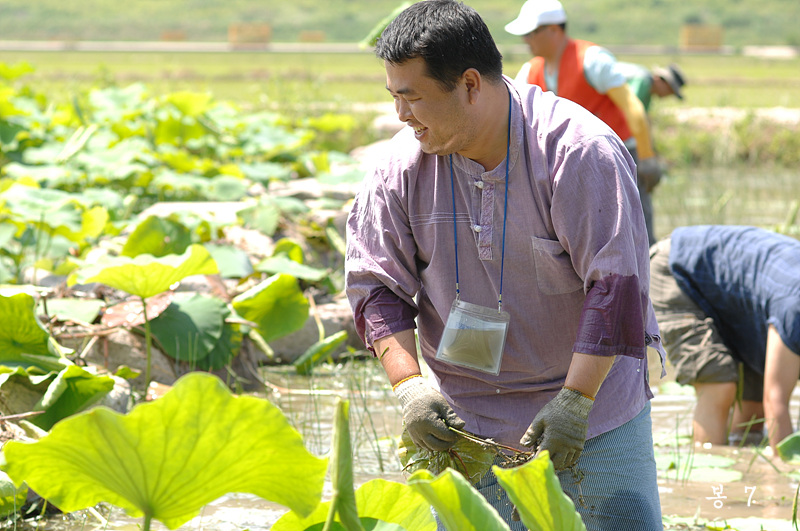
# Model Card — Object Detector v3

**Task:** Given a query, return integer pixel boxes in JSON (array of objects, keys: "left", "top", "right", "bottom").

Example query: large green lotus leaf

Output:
[
  {"left": 408, "top": 468, "right": 509, "bottom": 531},
  {"left": 238, "top": 197, "right": 281, "bottom": 236},
  {"left": 33, "top": 364, "right": 115, "bottom": 431},
  {"left": 232, "top": 273, "right": 309, "bottom": 342},
  {"left": 777, "top": 432, "right": 800, "bottom": 464},
  {"left": 0, "top": 471, "right": 27, "bottom": 518},
  {"left": 238, "top": 161, "right": 293, "bottom": 183},
  {"left": 354, "top": 480, "right": 436, "bottom": 531},
  {"left": 493, "top": 452, "right": 586, "bottom": 531},
  {"left": 88, "top": 84, "right": 148, "bottom": 122},
  {"left": 1, "top": 162, "right": 72, "bottom": 184},
  {"left": 274, "top": 406, "right": 433, "bottom": 531},
  {"left": 148, "top": 293, "right": 226, "bottom": 364},
  {"left": 0, "top": 61, "right": 35, "bottom": 81},
  {"left": 0, "top": 121, "right": 25, "bottom": 150},
  {"left": 154, "top": 113, "right": 206, "bottom": 146},
  {"left": 121, "top": 215, "right": 192, "bottom": 258},
  {"left": 205, "top": 244, "right": 253, "bottom": 279},
  {"left": 256, "top": 255, "right": 330, "bottom": 282},
  {"left": 272, "top": 479, "right": 435, "bottom": 531},
  {"left": 67, "top": 244, "right": 218, "bottom": 299},
  {"left": 38, "top": 297, "right": 105, "bottom": 324},
  {"left": 149, "top": 170, "right": 209, "bottom": 198},
  {"left": 0, "top": 185, "right": 86, "bottom": 240},
  {"left": 293, "top": 331, "right": 349, "bottom": 376},
  {"left": 1, "top": 372, "right": 328, "bottom": 529},
  {"left": 207, "top": 175, "right": 249, "bottom": 201},
  {"left": 0, "top": 293, "right": 63, "bottom": 369},
  {"left": 203, "top": 320, "right": 241, "bottom": 371},
  {"left": 165, "top": 91, "right": 214, "bottom": 117},
  {"left": 0, "top": 366, "right": 53, "bottom": 415}
]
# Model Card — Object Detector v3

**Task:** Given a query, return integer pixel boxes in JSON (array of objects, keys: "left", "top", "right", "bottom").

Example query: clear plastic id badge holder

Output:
[{"left": 435, "top": 299, "right": 509, "bottom": 375}]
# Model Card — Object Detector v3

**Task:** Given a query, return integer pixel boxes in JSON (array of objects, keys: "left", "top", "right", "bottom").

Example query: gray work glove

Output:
[
  {"left": 394, "top": 375, "right": 466, "bottom": 452},
  {"left": 637, "top": 157, "right": 663, "bottom": 193},
  {"left": 520, "top": 387, "right": 594, "bottom": 470}
]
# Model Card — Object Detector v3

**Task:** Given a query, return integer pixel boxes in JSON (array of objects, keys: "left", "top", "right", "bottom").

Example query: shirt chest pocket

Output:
[{"left": 531, "top": 236, "right": 584, "bottom": 295}]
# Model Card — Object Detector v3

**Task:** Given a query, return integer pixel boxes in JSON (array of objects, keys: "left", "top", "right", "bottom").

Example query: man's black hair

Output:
[{"left": 375, "top": 0, "right": 504, "bottom": 91}]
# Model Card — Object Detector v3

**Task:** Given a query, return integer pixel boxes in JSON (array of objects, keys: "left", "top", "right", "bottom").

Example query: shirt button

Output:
[
  {"left": 496, "top": 389, "right": 500, "bottom": 394},
  {"left": 473, "top": 225, "right": 482, "bottom": 233},
  {"left": 474, "top": 181, "right": 484, "bottom": 189}
]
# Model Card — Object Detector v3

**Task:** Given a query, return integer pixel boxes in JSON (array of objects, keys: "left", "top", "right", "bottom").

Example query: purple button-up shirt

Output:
[{"left": 346, "top": 79, "right": 665, "bottom": 448}]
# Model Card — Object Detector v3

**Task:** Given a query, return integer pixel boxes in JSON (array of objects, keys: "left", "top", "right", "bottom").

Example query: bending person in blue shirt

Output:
[{"left": 649, "top": 225, "right": 800, "bottom": 451}]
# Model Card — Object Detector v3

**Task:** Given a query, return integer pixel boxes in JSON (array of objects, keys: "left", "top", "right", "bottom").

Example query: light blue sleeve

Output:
[{"left": 582, "top": 46, "right": 627, "bottom": 94}]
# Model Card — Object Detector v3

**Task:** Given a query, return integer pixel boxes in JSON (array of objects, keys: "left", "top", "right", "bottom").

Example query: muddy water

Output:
[{"left": 48, "top": 352, "right": 799, "bottom": 531}]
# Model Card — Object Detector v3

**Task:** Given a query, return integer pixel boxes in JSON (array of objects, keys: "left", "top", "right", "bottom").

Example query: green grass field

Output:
[{"left": 2, "top": 49, "right": 800, "bottom": 109}]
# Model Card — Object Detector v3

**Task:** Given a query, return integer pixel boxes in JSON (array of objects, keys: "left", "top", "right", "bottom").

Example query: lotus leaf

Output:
[
  {"left": 165, "top": 91, "right": 214, "bottom": 117},
  {"left": 272, "top": 398, "right": 435, "bottom": 531},
  {"left": 493, "top": 451, "right": 586, "bottom": 531},
  {"left": 38, "top": 297, "right": 105, "bottom": 324},
  {"left": 33, "top": 364, "right": 115, "bottom": 431},
  {"left": 207, "top": 174, "right": 249, "bottom": 201},
  {"left": 1, "top": 372, "right": 328, "bottom": 530},
  {"left": 121, "top": 214, "right": 192, "bottom": 258},
  {"left": 205, "top": 244, "right": 253, "bottom": 279},
  {"left": 272, "top": 479, "right": 435, "bottom": 531},
  {"left": 88, "top": 84, "right": 148, "bottom": 122},
  {"left": 0, "top": 293, "right": 63, "bottom": 370},
  {"left": 147, "top": 293, "right": 226, "bottom": 365},
  {"left": 67, "top": 243, "right": 218, "bottom": 300},
  {"left": 256, "top": 255, "right": 329, "bottom": 282},
  {"left": 408, "top": 468, "right": 508, "bottom": 531},
  {"left": 0, "top": 62, "right": 34, "bottom": 81},
  {"left": 232, "top": 273, "right": 309, "bottom": 342},
  {"left": 293, "top": 331, "right": 349, "bottom": 375},
  {"left": 777, "top": 432, "right": 800, "bottom": 464},
  {"left": 0, "top": 471, "right": 27, "bottom": 518}
]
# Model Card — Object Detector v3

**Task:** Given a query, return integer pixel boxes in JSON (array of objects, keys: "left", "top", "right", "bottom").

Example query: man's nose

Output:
[{"left": 396, "top": 99, "right": 412, "bottom": 122}]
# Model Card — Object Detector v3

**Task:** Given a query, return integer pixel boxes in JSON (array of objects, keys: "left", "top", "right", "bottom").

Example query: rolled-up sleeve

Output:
[
  {"left": 345, "top": 163, "right": 421, "bottom": 353},
  {"left": 549, "top": 133, "right": 651, "bottom": 358}
]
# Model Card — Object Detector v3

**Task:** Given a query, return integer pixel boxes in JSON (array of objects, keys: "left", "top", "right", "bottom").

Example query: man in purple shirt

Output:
[{"left": 345, "top": 1, "right": 665, "bottom": 529}]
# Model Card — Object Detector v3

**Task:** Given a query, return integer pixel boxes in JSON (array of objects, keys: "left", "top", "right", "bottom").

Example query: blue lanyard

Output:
[{"left": 449, "top": 89, "right": 511, "bottom": 313}]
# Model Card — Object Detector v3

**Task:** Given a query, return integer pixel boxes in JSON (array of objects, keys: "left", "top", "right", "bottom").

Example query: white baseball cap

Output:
[{"left": 505, "top": 0, "right": 568, "bottom": 36}]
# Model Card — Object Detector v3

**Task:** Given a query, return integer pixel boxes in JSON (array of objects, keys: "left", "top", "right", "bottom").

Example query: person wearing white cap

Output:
[{"left": 505, "top": 0, "right": 663, "bottom": 246}]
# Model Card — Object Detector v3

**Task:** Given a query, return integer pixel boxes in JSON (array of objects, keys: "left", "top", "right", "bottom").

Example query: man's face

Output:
[
  {"left": 522, "top": 25, "right": 552, "bottom": 58},
  {"left": 652, "top": 76, "right": 675, "bottom": 98},
  {"left": 385, "top": 57, "right": 475, "bottom": 156}
]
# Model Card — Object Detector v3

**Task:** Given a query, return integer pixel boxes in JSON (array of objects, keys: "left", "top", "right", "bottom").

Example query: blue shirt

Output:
[{"left": 669, "top": 225, "right": 800, "bottom": 374}]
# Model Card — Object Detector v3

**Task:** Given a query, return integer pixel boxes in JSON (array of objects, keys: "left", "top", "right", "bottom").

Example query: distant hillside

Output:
[{"left": 1, "top": 0, "right": 798, "bottom": 48}]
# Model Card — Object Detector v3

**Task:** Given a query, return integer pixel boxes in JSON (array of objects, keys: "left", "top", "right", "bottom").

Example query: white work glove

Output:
[
  {"left": 394, "top": 375, "right": 466, "bottom": 452},
  {"left": 520, "top": 387, "right": 594, "bottom": 470},
  {"left": 637, "top": 157, "right": 663, "bottom": 193}
]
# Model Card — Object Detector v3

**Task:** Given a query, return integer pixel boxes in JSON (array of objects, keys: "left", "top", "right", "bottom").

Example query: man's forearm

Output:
[
  {"left": 763, "top": 325, "right": 800, "bottom": 449},
  {"left": 374, "top": 329, "right": 422, "bottom": 386},
  {"left": 564, "top": 352, "right": 616, "bottom": 398}
]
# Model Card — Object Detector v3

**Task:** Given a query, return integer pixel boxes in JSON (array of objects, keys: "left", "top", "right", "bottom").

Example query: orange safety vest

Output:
[{"left": 527, "top": 39, "right": 631, "bottom": 141}]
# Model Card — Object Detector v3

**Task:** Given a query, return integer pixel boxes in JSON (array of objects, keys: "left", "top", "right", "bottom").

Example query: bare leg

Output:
[
  {"left": 693, "top": 382, "right": 737, "bottom": 445},
  {"left": 730, "top": 400, "right": 765, "bottom": 445}
]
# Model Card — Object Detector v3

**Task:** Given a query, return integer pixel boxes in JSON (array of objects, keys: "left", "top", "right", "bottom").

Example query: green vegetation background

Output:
[{"left": 1, "top": 0, "right": 800, "bottom": 47}]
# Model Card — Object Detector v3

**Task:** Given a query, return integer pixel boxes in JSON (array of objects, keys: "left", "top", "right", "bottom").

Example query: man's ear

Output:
[{"left": 462, "top": 68, "right": 482, "bottom": 104}]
